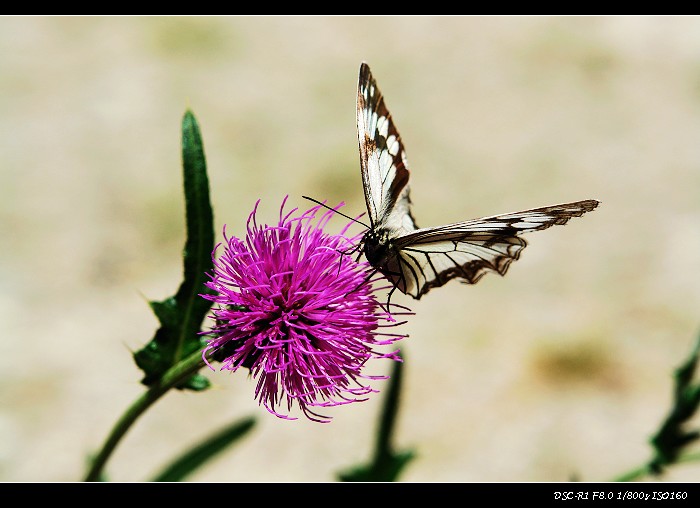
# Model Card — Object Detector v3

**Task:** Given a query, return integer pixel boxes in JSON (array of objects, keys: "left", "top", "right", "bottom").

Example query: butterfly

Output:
[{"left": 355, "top": 62, "right": 600, "bottom": 300}]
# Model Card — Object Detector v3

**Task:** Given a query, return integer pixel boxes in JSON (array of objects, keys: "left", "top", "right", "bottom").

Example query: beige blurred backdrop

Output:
[{"left": 1, "top": 16, "right": 699, "bottom": 483}]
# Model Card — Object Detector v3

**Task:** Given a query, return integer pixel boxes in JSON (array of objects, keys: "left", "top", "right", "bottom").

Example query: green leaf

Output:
[
  {"left": 648, "top": 331, "right": 700, "bottom": 475},
  {"left": 133, "top": 110, "right": 216, "bottom": 390},
  {"left": 338, "top": 449, "right": 415, "bottom": 482},
  {"left": 151, "top": 416, "right": 256, "bottom": 482},
  {"left": 337, "top": 357, "right": 416, "bottom": 482}
]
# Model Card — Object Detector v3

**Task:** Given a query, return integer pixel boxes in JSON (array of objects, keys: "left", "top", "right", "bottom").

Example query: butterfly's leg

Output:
[
  {"left": 344, "top": 266, "right": 379, "bottom": 298},
  {"left": 336, "top": 242, "right": 362, "bottom": 276}
]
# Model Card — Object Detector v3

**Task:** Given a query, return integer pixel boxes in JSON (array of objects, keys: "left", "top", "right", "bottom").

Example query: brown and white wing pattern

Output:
[
  {"left": 388, "top": 200, "right": 600, "bottom": 299},
  {"left": 355, "top": 62, "right": 600, "bottom": 300},
  {"left": 357, "top": 62, "right": 417, "bottom": 236}
]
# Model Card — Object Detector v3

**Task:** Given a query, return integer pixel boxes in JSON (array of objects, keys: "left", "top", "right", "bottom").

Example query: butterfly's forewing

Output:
[
  {"left": 357, "top": 62, "right": 417, "bottom": 235},
  {"left": 390, "top": 200, "right": 600, "bottom": 298}
]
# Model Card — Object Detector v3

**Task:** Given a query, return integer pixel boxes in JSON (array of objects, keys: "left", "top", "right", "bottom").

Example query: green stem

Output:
[
  {"left": 611, "top": 464, "right": 652, "bottom": 482},
  {"left": 83, "top": 350, "right": 209, "bottom": 482},
  {"left": 611, "top": 451, "right": 700, "bottom": 482}
]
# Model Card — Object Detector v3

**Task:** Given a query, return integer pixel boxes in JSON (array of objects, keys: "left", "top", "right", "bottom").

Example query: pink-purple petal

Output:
[{"left": 201, "top": 197, "right": 408, "bottom": 422}]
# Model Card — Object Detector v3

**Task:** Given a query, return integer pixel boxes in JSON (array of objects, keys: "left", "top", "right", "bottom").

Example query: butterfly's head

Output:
[{"left": 362, "top": 228, "right": 394, "bottom": 267}]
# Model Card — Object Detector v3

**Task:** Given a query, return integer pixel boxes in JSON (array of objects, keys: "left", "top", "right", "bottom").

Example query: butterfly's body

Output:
[
  {"left": 355, "top": 62, "right": 599, "bottom": 300},
  {"left": 362, "top": 227, "right": 404, "bottom": 281}
]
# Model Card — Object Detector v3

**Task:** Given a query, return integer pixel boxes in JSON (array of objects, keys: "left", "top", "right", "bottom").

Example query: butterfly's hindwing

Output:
[
  {"left": 387, "top": 200, "right": 600, "bottom": 298},
  {"left": 395, "top": 234, "right": 526, "bottom": 298},
  {"left": 355, "top": 62, "right": 600, "bottom": 300}
]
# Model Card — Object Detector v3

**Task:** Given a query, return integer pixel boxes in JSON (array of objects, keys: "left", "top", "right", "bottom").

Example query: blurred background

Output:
[{"left": 1, "top": 16, "right": 699, "bottom": 482}]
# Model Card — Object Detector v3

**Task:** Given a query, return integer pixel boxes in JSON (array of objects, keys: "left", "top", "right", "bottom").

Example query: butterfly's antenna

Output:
[
  {"left": 302, "top": 195, "right": 370, "bottom": 277},
  {"left": 302, "top": 195, "right": 371, "bottom": 230}
]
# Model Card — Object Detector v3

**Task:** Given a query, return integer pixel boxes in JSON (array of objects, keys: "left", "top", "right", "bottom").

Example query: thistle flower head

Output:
[{"left": 202, "top": 197, "right": 407, "bottom": 422}]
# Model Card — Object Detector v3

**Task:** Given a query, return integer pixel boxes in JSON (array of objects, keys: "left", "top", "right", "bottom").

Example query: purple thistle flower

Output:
[{"left": 201, "top": 197, "right": 408, "bottom": 423}]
